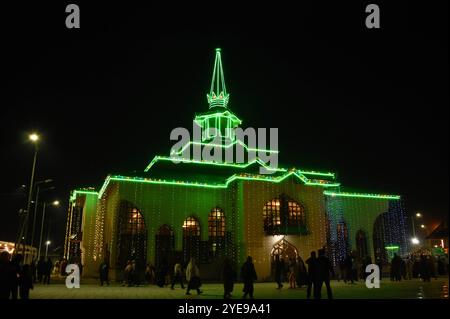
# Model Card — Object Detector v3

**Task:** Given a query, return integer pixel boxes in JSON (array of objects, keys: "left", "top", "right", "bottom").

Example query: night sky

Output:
[{"left": 2, "top": 2, "right": 448, "bottom": 254}]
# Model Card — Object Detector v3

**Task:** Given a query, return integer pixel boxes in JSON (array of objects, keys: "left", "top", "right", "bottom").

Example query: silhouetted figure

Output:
[
  {"left": 0, "top": 251, "right": 16, "bottom": 299},
  {"left": 43, "top": 258, "right": 53, "bottom": 285},
  {"left": 274, "top": 255, "right": 283, "bottom": 289},
  {"left": 296, "top": 256, "right": 308, "bottom": 288},
  {"left": 123, "top": 260, "right": 133, "bottom": 286},
  {"left": 419, "top": 254, "right": 431, "bottom": 282},
  {"left": 344, "top": 255, "right": 354, "bottom": 284},
  {"left": 99, "top": 260, "right": 110, "bottom": 286},
  {"left": 241, "top": 256, "right": 257, "bottom": 299},
  {"left": 306, "top": 251, "right": 317, "bottom": 299},
  {"left": 222, "top": 258, "right": 236, "bottom": 299},
  {"left": 288, "top": 258, "right": 297, "bottom": 288},
  {"left": 391, "top": 253, "right": 402, "bottom": 282},
  {"left": 30, "top": 259, "right": 37, "bottom": 283},
  {"left": 19, "top": 264, "right": 33, "bottom": 299},
  {"left": 186, "top": 258, "right": 202, "bottom": 295},
  {"left": 145, "top": 263, "right": 155, "bottom": 285},
  {"left": 156, "top": 259, "right": 168, "bottom": 287},
  {"left": 315, "top": 249, "right": 334, "bottom": 299},
  {"left": 37, "top": 257, "right": 45, "bottom": 283},
  {"left": 171, "top": 260, "right": 184, "bottom": 289},
  {"left": 10, "top": 254, "right": 23, "bottom": 298}
]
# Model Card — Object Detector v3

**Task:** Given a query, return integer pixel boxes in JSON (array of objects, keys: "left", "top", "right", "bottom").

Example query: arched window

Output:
[
  {"left": 125, "top": 208, "right": 146, "bottom": 234},
  {"left": 287, "top": 200, "right": 305, "bottom": 227},
  {"left": 208, "top": 207, "right": 226, "bottom": 259},
  {"left": 182, "top": 216, "right": 200, "bottom": 263},
  {"left": 117, "top": 201, "right": 147, "bottom": 273},
  {"left": 208, "top": 207, "right": 225, "bottom": 237},
  {"left": 263, "top": 199, "right": 281, "bottom": 230},
  {"left": 263, "top": 195, "right": 306, "bottom": 235},
  {"left": 183, "top": 217, "right": 200, "bottom": 237}
]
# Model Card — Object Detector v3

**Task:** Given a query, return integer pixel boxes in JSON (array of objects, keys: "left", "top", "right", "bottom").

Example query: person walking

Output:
[
  {"left": 305, "top": 251, "right": 317, "bottom": 299},
  {"left": 30, "top": 259, "right": 37, "bottom": 283},
  {"left": 241, "top": 256, "right": 257, "bottom": 299},
  {"left": 222, "top": 258, "right": 236, "bottom": 299},
  {"left": 315, "top": 249, "right": 334, "bottom": 299},
  {"left": 288, "top": 258, "right": 297, "bottom": 288},
  {"left": 123, "top": 260, "right": 133, "bottom": 286},
  {"left": 99, "top": 259, "right": 110, "bottom": 286},
  {"left": 43, "top": 258, "right": 53, "bottom": 285},
  {"left": 344, "top": 254, "right": 354, "bottom": 284},
  {"left": 186, "top": 258, "right": 202, "bottom": 295},
  {"left": 296, "top": 256, "right": 308, "bottom": 288},
  {"left": 145, "top": 263, "right": 155, "bottom": 285},
  {"left": 274, "top": 255, "right": 283, "bottom": 289},
  {"left": 19, "top": 264, "right": 34, "bottom": 299},
  {"left": 0, "top": 252, "right": 16, "bottom": 299},
  {"left": 171, "top": 260, "right": 184, "bottom": 289}
]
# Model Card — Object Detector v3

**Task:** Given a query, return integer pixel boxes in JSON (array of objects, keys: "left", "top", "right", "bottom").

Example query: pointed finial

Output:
[{"left": 207, "top": 48, "right": 229, "bottom": 108}]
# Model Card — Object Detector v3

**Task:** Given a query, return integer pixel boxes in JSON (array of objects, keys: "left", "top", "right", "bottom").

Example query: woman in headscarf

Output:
[{"left": 186, "top": 258, "right": 202, "bottom": 295}]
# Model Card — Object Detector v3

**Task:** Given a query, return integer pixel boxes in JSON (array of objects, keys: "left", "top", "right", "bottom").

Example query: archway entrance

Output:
[{"left": 270, "top": 238, "right": 298, "bottom": 276}]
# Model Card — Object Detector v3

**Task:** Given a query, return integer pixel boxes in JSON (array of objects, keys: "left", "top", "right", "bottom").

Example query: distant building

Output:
[
  {"left": 426, "top": 220, "right": 449, "bottom": 255},
  {"left": 64, "top": 49, "right": 409, "bottom": 281},
  {"left": 0, "top": 241, "right": 37, "bottom": 264}
]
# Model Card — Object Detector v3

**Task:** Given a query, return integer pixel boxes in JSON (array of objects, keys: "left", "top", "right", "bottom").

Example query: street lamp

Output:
[
  {"left": 411, "top": 237, "right": 420, "bottom": 245},
  {"left": 416, "top": 213, "right": 422, "bottom": 218},
  {"left": 45, "top": 241, "right": 51, "bottom": 259},
  {"left": 420, "top": 224, "right": 426, "bottom": 229},
  {"left": 30, "top": 179, "right": 54, "bottom": 250},
  {"left": 38, "top": 200, "right": 59, "bottom": 260},
  {"left": 17, "top": 133, "right": 40, "bottom": 256}
]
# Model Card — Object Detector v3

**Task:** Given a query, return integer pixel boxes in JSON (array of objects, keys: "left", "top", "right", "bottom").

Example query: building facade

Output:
[{"left": 64, "top": 49, "right": 408, "bottom": 281}]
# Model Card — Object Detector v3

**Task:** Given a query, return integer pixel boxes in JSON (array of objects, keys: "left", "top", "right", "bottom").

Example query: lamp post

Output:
[
  {"left": 45, "top": 241, "right": 51, "bottom": 259},
  {"left": 17, "top": 133, "right": 40, "bottom": 256},
  {"left": 38, "top": 200, "right": 59, "bottom": 260},
  {"left": 411, "top": 212, "right": 423, "bottom": 247},
  {"left": 30, "top": 179, "right": 54, "bottom": 250}
]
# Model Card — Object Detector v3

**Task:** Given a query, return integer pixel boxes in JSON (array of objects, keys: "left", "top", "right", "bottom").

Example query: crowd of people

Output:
[
  {"left": 0, "top": 252, "right": 82, "bottom": 299},
  {"left": 1, "top": 248, "right": 448, "bottom": 299}
]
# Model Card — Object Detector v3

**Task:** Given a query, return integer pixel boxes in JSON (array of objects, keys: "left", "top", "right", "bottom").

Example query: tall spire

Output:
[{"left": 207, "top": 48, "right": 230, "bottom": 108}]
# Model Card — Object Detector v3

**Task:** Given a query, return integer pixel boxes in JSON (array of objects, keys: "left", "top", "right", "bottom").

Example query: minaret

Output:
[
  {"left": 195, "top": 48, "right": 242, "bottom": 143},
  {"left": 207, "top": 48, "right": 230, "bottom": 108}
]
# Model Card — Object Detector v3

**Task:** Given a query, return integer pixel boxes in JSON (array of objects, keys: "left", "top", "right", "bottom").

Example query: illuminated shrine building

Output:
[{"left": 64, "top": 49, "right": 408, "bottom": 281}]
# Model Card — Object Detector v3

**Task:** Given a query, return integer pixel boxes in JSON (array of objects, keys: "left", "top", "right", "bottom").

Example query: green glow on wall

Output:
[
  {"left": 324, "top": 191, "right": 400, "bottom": 200},
  {"left": 70, "top": 189, "right": 99, "bottom": 202},
  {"left": 170, "top": 139, "right": 279, "bottom": 156},
  {"left": 144, "top": 155, "right": 287, "bottom": 172},
  {"left": 194, "top": 111, "right": 242, "bottom": 125},
  {"left": 97, "top": 170, "right": 340, "bottom": 199}
]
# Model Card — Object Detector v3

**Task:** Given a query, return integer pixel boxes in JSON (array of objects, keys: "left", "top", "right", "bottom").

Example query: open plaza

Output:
[{"left": 29, "top": 278, "right": 448, "bottom": 299}]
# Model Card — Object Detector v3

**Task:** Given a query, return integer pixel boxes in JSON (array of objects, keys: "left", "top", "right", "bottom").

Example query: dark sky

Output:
[{"left": 2, "top": 1, "right": 448, "bottom": 252}]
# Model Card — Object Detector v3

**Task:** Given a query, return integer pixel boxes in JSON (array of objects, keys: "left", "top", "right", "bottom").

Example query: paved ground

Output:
[{"left": 29, "top": 277, "right": 449, "bottom": 299}]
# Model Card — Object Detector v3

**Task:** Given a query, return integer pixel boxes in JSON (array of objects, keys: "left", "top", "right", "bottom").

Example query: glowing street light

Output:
[
  {"left": 416, "top": 213, "right": 422, "bottom": 218},
  {"left": 45, "top": 240, "right": 51, "bottom": 259},
  {"left": 420, "top": 224, "right": 426, "bottom": 229},
  {"left": 29, "top": 133, "right": 39, "bottom": 142},
  {"left": 411, "top": 237, "right": 420, "bottom": 245},
  {"left": 38, "top": 200, "right": 60, "bottom": 260},
  {"left": 17, "top": 132, "right": 40, "bottom": 256}
]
